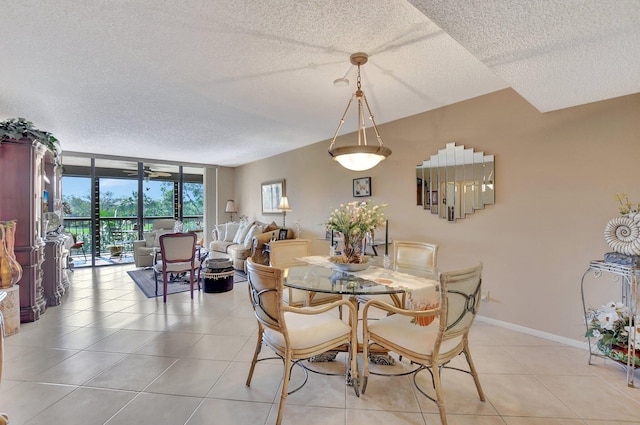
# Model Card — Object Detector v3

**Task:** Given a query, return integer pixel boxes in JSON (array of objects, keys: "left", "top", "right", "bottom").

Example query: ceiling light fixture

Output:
[
  {"left": 328, "top": 52, "right": 391, "bottom": 171},
  {"left": 333, "top": 77, "right": 349, "bottom": 87},
  {"left": 332, "top": 64, "right": 353, "bottom": 87}
]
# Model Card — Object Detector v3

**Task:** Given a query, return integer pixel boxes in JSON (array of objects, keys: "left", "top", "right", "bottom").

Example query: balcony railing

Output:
[{"left": 63, "top": 215, "right": 203, "bottom": 261}]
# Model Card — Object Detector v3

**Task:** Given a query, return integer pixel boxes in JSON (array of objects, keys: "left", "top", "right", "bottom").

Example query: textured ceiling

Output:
[
  {"left": 408, "top": 0, "right": 640, "bottom": 113},
  {"left": 0, "top": 1, "right": 638, "bottom": 167}
]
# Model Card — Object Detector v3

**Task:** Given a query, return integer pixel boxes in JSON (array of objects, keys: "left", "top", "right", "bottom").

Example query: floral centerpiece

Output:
[
  {"left": 585, "top": 301, "right": 640, "bottom": 367},
  {"left": 326, "top": 201, "right": 386, "bottom": 264}
]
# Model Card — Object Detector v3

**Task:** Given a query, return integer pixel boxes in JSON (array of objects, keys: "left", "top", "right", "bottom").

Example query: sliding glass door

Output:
[{"left": 62, "top": 156, "right": 204, "bottom": 267}]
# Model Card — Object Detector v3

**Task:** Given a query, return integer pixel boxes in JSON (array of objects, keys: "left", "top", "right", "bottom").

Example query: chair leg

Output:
[
  {"left": 361, "top": 333, "right": 370, "bottom": 394},
  {"left": 349, "top": 340, "right": 359, "bottom": 397},
  {"left": 276, "top": 350, "right": 293, "bottom": 425},
  {"left": 463, "top": 344, "right": 486, "bottom": 401},
  {"left": 162, "top": 270, "right": 168, "bottom": 303},
  {"left": 154, "top": 270, "right": 158, "bottom": 296},
  {"left": 433, "top": 365, "right": 448, "bottom": 425},
  {"left": 189, "top": 268, "right": 194, "bottom": 299},
  {"left": 246, "top": 327, "right": 263, "bottom": 386}
]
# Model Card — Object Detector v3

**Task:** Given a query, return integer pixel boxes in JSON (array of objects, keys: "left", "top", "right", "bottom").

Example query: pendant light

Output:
[{"left": 328, "top": 52, "right": 391, "bottom": 171}]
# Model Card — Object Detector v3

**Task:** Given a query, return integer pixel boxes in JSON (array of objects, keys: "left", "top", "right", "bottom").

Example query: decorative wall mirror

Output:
[{"left": 416, "top": 142, "right": 494, "bottom": 222}]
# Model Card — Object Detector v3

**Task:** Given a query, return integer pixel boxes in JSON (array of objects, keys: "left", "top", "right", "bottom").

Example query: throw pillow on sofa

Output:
[
  {"left": 233, "top": 221, "right": 254, "bottom": 244},
  {"left": 243, "top": 224, "right": 264, "bottom": 248},
  {"left": 214, "top": 223, "right": 227, "bottom": 241},
  {"left": 224, "top": 222, "right": 241, "bottom": 242},
  {"left": 264, "top": 221, "right": 279, "bottom": 232}
]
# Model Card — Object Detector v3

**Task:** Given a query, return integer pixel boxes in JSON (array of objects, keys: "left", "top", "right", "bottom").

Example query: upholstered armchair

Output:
[{"left": 132, "top": 219, "right": 176, "bottom": 268}]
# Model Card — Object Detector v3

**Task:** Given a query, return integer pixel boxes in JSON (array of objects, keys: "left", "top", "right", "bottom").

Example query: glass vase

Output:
[{"left": 341, "top": 233, "right": 366, "bottom": 264}]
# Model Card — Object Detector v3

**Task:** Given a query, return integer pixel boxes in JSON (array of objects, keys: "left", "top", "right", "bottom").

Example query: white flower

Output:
[
  {"left": 596, "top": 310, "right": 619, "bottom": 331},
  {"left": 592, "top": 329, "right": 601, "bottom": 338}
]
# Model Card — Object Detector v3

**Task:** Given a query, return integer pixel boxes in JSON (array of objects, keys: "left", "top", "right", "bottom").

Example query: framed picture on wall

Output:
[
  {"left": 261, "top": 179, "right": 285, "bottom": 214},
  {"left": 353, "top": 177, "right": 371, "bottom": 197}
]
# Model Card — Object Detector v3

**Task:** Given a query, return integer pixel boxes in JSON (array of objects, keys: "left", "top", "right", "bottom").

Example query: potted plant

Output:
[
  {"left": 0, "top": 117, "right": 60, "bottom": 159},
  {"left": 585, "top": 301, "right": 640, "bottom": 368}
]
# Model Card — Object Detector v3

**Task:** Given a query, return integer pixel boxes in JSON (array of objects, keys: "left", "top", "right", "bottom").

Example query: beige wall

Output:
[{"left": 233, "top": 88, "right": 640, "bottom": 343}]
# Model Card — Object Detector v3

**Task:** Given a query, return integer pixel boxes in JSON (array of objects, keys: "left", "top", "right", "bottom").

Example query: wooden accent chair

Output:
[{"left": 153, "top": 232, "right": 201, "bottom": 303}]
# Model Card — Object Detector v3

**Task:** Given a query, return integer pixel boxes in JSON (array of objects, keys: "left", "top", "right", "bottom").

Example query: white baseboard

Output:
[{"left": 476, "top": 315, "right": 588, "bottom": 350}]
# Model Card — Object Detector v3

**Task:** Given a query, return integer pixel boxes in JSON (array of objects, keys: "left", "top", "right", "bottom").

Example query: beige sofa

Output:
[
  {"left": 209, "top": 221, "right": 294, "bottom": 271},
  {"left": 132, "top": 219, "right": 177, "bottom": 268}
]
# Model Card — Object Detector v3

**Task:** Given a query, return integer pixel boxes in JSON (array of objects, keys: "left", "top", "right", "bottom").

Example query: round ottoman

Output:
[{"left": 202, "top": 258, "right": 234, "bottom": 293}]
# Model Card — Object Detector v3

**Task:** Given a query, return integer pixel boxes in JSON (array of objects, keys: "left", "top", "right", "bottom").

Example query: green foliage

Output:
[
  {"left": 62, "top": 179, "right": 203, "bottom": 219},
  {"left": 0, "top": 117, "right": 60, "bottom": 158},
  {"left": 183, "top": 183, "right": 204, "bottom": 215}
]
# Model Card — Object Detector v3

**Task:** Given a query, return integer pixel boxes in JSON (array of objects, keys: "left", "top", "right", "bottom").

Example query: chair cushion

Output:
[
  {"left": 367, "top": 314, "right": 461, "bottom": 356},
  {"left": 264, "top": 310, "right": 351, "bottom": 350},
  {"left": 154, "top": 259, "right": 201, "bottom": 273}
]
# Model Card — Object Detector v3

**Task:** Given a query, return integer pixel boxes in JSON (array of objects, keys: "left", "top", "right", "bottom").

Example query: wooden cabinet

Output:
[
  {"left": 0, "top": 138, "right": 49, "bottom": 322},
  {"left": 43, "top": 239, "right": 64, "bottom": 306}
]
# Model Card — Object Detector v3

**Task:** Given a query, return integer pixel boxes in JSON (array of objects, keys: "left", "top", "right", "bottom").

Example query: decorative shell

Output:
[{"left": 604, "top": 212, "right": 640, "bottom": 256}]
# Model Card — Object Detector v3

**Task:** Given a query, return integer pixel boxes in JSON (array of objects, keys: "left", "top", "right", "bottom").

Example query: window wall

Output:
[{"left": 62, "top": 156, "right": 204, "bottom": 267}]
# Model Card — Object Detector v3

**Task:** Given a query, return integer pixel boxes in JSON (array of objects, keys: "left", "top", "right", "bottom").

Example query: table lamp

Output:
[
  {"left": 278, "top": 196, "right": 292, "bottom": 228},
  {"left": 225, "top": 200, "right": 237, "bottom": 222}
]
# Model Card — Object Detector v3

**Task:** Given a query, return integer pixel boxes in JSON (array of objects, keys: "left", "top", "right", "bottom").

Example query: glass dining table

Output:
[
  {"left": 283, "top": 264, "right": 406, "bottom": 300},
  {"left": 282, "top": 262, "right": 435, "bottom": 364}
]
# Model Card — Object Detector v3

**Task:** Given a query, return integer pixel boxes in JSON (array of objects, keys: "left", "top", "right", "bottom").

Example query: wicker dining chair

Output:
[
  {"left": 361, "top": 263, "right": 484, "bottom": 425},
  {"left": 245, "top": 258, "right": 359, "bottom": 425},
  {"left": 269, "top": 239, "right": 344, "bottom": 314}
]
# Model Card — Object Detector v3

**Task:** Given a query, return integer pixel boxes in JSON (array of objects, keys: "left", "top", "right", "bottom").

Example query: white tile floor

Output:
[{"left": 1, "top": 264, "right": 639, "bottom": 425}]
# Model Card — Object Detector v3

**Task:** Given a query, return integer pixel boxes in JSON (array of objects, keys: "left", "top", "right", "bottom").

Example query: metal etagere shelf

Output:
[{"left": 581, "top": 260, "right": 638, "bottom": 387}]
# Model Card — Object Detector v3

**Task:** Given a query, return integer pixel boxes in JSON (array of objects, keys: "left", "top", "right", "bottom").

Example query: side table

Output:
[{"left": 581, "top": 260, "right": 638, "bottom": 387}]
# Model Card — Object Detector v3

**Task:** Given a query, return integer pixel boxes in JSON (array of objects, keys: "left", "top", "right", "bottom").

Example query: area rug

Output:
[{"left": 128, "top": 269, "right": 247, "bottom": 298}]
